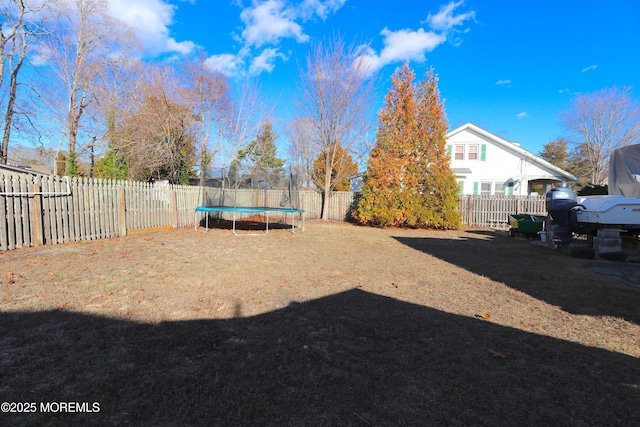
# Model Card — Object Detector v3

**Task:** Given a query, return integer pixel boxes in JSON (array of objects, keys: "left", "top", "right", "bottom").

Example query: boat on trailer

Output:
[
  {"left": 574, "top": 144, "right": 640, "bottom": 234},
  {"left": 573, "top": 194, "right": 640, "bottom": 235},
  {"left": 546, "top": 144, "right": 640, "bottom": 238}
]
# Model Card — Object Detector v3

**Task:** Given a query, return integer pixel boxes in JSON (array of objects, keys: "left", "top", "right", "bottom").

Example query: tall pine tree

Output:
[
  {"left": 355, "top": 63, "right": 460, "bottom": 229},
  {"left": 229, "top": 120, "right": 285, "bottom": 186}
]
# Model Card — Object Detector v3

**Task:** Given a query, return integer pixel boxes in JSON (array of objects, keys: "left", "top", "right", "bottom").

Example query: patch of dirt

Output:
[{"left": 1, "top": 221, "right": 639, "bottom": 425}]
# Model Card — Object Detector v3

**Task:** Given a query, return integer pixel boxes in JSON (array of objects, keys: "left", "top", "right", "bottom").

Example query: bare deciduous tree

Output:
[
  {"left": 286, "top": 116, "right": 317, "bottom": 188},
  {"left": 42, "top": 0, "right": 133, "bottom": 176},
  {"left": 0, "top": 0, "right": 51, "bottom": 164},
  {"left": 223, "top": 80, "right": 269, "bottom": 170},
  {"left": 560, "top": 86, "right": 640, "bottom": 185},
  {"left": 295, "top": 35, "right": 375, "bottom": 219},
  {"left": 179, "top": 55, "right": 231, "bottom": 186},
  {"left": 90, "top": 51, "right": 143, "bottom": 176},
  {"left": 109, "top": 65, "right": 198, "bottom": 182}
]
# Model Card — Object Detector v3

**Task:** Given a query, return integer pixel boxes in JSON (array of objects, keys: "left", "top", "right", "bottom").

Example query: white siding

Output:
[{"left": 446, "top": 126, "right": 568, "bottom": 196}]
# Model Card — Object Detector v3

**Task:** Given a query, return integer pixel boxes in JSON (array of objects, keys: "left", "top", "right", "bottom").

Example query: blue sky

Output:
[{"left": 108, "top": 0, "right": 640, "bottom": 157}]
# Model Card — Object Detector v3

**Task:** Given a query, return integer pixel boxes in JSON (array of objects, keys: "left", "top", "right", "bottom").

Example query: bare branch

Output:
[
  {"left": 294, "top": 34, "right": 376, "bottom": 219},
  {"left": 560, "top": 86, "right": 640, "bottom": 185}
]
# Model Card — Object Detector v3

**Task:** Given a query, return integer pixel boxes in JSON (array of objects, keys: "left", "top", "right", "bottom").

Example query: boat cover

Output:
[{"left": 608, "top": 144, "right": 640, "bottom": 198}]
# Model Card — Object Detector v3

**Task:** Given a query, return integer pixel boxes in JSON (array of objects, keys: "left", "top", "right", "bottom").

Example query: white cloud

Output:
[
  {"left": 107, "top": 0, "right": 195, "bottom": 55},
  {"left": 496, "top": 79, "right": 511, "bottom": 86},
  {"left": 216, "top": 0, "right": 345, "bottom": 77},
  {"left": 378, "top": 28, "right": 446, "bottom": 65},
  {"left": 240, "top": 0, "right": 308, "bottom": 48},
  {"left": 516, "top": 112, "right": 528, "bottom": 119},
  {"left": 355, "top": 28, "right": 447, "bottom": 75},
  {"left": 581, "top": 64, "right": 597, "bottom": 72},
  {"left": 558, "top": 88, "right": 571, "bottom": 94},
  {"left": 249, "top": 48, "right": 287, "bottom": 75},
  {"left": 205, "top": 53, "right": 245, "bottom": 77},
  {"left": 426, "top": 0, "right": 476, "bottom": 31},
  {"left": 297, "top": 0, "right": 346, "bottom": 20},
  {"left": 357, "top": 1, "right": 474, "bottom": 75}
]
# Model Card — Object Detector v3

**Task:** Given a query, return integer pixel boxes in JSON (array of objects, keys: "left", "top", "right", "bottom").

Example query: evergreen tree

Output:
[
  {"left": 229, "top": 120, "right": 285, "bottom": 186},
  {"left": 354, "top": 63, "right": 460, "bottom": 229},
  {"left": 94, "top": 149, "right": 128, "bottom": 180},
  {"left": 539, "top": 138, "right": 589, "bottom": 190},
  {"left": 249, "top": 120, "right": 285, "bottom": 182}
]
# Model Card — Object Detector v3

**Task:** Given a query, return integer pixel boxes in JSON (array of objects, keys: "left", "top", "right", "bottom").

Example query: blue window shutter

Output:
[
  {"left": 480, "top": 144, "right": 487, "bottom": 161},
  {"left": 507, "top": 185, "right": 513, "bottom": 195},
  {"left": 473, "top": 182, "right": 479, "bottom": 195},
  {"left": 458, "top": 180, "right": 464, "bottom": 194},
  {"left": 446, "top": 144, "right": 452, "bottom": 159}
]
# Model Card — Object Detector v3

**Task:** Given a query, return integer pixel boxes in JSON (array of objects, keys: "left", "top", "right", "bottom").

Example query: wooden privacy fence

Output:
[
  {"left": 458, "top": 194, "right": 546, "bottom": 230},
  {"left": 294, "top": 191, "right": 546, "bottom": 228},
  {"left": 0, "top": 173, "right": 202, "bottom": 251},
  {"left": 1, "top": 171, "right": 547, "bottom": 250}
]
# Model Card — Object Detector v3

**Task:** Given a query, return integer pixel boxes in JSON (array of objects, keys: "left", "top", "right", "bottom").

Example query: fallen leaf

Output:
[
  {"left": 488, "top": 349, "right": 507, "bottom": 359},
  {"left": 474, "top": 313, "right": 491, "bottom": 319}
]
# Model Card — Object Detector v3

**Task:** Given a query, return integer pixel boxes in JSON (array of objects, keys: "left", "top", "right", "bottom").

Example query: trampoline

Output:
[
  {"left": 195, "top": 153, "right": 304, "bottom": 236},
  {"left": 195, "top": 206, "right": 305, "bottom": 236}
]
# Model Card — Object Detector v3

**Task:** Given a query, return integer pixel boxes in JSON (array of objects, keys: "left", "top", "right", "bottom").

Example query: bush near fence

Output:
[{"left": 0, "top": 171, "right": 545, "bottom": 250}]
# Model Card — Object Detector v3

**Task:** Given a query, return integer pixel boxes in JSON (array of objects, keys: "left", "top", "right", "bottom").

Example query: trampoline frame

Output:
[{"left": 195, "top": 206, "right": 305, "bottom": 236}]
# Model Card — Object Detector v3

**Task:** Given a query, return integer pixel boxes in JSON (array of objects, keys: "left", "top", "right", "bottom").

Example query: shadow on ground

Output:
[
  {"left": 1, "top": 289, "right": 639, "bottom": 425},
  {"left": 393, "top": 232, "right": 640, "bottom": 326}
]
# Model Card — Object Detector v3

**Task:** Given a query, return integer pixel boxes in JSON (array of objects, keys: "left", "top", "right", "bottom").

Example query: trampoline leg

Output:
[
  {"left": 232, "top": 210, "right": 268, "bottom": 236},
  {"left": 195, "top": 211, "right": 210, "bottom": 233},
  {"left": 265, "top": 212, "right": 270, "bottom": 235}
]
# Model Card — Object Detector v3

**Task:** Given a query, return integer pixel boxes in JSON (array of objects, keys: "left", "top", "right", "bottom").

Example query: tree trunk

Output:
[{"left": 320, "top": 149, "right": 334, "bottom": 220}]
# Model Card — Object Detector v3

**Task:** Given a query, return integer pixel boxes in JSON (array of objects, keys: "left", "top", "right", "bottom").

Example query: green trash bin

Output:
[{"left": 508, "top": 214, "right": 544, "bottom": 236}]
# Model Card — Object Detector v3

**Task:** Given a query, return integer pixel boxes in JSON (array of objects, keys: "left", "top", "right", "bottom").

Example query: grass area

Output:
[{"left": 1, "top": 221, "right": 639, "bottom": 425}]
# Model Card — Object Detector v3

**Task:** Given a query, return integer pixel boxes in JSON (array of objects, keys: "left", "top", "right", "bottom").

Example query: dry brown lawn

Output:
[{"left": 1, "top": 220, "right": 639, "bottom": 425}]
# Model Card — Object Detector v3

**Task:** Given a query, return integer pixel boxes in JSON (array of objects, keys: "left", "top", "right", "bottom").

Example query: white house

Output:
[{"left": 446, "top": 123, "right": 577, "bottom": 196}]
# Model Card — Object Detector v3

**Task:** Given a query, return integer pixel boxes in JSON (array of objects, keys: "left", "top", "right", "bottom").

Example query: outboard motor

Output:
[{"left": 545, "top": 187, "right": 578, "bottom": 245}]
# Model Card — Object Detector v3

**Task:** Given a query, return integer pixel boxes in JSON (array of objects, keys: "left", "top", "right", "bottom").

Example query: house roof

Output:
[
  {"left": 446, "top": 123, "right": 578, "bottom": 181},
  {"left": 0, "top": 163, "right": 52, "bottom": 177}
]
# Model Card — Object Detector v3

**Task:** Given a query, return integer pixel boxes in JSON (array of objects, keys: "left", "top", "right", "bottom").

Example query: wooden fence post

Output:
[
  {"left": 171, "top": 190, "right": 178, "bottom": 229},
  {"left": 32, "top": 183, "right": 43, "bottom": 246},
  {"left": 118, "top": 187, "right": 127, "bottom": 237}
]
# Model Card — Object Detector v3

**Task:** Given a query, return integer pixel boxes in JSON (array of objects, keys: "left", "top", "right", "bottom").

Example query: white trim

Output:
[{"left": 446, "top": 123, "right": 577, "bottom": 181}]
